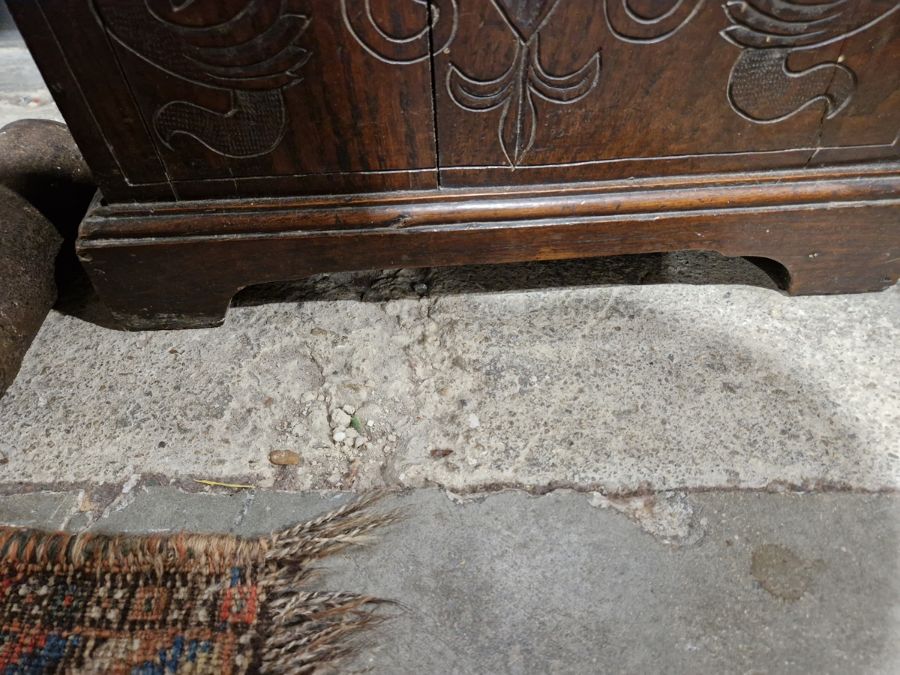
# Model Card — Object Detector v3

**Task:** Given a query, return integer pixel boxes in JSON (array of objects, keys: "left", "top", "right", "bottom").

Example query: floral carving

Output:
[
  {"left": 720, "top": 0, "right": 899, "bottom": 123},
  {"left": 603, "top": 0, "right": 706, "bottom": 43},
  {"left": 603, "top": 0, "right": 899, "bottom": 125},
  {"left": 340, "top": 0, "right": 458, "bottom": 65},
  {"left": 343, "top": 0, "right": 600, "bottom": 167},
  {"left": 92, "top": 0, "right": 311, "bottom": 158},
  {"left": 447, "top": 0, "right": 601, "bottom": 167}
]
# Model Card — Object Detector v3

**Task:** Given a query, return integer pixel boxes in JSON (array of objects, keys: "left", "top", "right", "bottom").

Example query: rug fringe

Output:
[
  {"left": 258, "top": 490, "right": 400, "bottom": 673},
  {"left": 0, "top": 491, "right": 399, "bottom": 673},
  {"left": 266, "top": 489, "right": 401, "bottom": 562}
]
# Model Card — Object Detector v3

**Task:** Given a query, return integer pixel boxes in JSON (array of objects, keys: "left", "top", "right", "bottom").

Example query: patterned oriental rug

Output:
[{"left": 0, "top": 493, "right": 395, "bottom": 674}]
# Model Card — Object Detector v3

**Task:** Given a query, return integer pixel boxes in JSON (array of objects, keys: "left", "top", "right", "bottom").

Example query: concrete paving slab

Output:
[
  {"left": 321, "top": 490, "right": 900, "bottom": 675},
  {"left": 235, "top": 489, "right": 353, "bottom": 536},
  {"left": 88, "top": 485, "right": 252, "bottom": 534},
  {"left": 0, "top": 490, "right": 78, "bottom": 529}
]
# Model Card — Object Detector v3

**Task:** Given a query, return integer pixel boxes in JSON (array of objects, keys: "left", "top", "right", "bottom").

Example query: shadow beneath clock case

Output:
[
  {"left": 232, "top": 251, "right": 778, "bottom": 307},
  {"left": 56, "top": 251, "right": 781, "bottom": 329},
  {"left": 230, "top": 251, "right": 780, "bottom": 308}
]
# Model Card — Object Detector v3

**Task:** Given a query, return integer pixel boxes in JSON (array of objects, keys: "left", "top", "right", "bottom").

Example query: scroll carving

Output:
[
  {"left": 344, "top": 0, "right": 599, "bottom": 168},
  {"left": 603, "top": 0, "right": 707, "bottom": 43},
  {"left": 721, "top": 0, "right": 900, "bottom": 123},
  {"left": 92, "top": 0, "right": 311, "bottom": 158},
  {"left": 340, "top": 0, "right": 458, "bottom": 65},
  {"left": 604, "top": 1, "right": 898, "bottom": 126},
  {"left": 94, "top": 0, "right": 898, "bottom": 163}
]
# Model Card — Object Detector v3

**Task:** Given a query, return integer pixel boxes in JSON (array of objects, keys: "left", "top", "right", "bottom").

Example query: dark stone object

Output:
[
  {"left": 0, "top": 119, "right": 94, "bottom": 250},
  {"left": 0, "top": 185, "right": 60, "bottom": 396},
  {"left": 0, "top": 119, "right": 95, "bottom": 395}
]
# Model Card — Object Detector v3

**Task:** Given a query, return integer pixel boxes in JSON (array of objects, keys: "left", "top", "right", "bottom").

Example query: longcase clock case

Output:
[{"left": 8, "top": 0, "right": 900, "bottom": 328}]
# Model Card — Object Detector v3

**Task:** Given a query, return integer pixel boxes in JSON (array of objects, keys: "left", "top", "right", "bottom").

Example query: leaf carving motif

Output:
[
  {"left": 92, "top": 0, "right": 312, "bottom": 158},
  {"left": 448, "top": 34, "right": 600, "bottom": 167},
  {"left": 719, "top": 0, "right": 898, "bottom": 123},
  {"left": 344, "top": 0, "right": 600, "bottom": 167},
  {"left": 492, "top": 0, "right": 560, "bottom": 40},
  {"left": 602, "top": 0, "right": 897, "bottom": 126}
]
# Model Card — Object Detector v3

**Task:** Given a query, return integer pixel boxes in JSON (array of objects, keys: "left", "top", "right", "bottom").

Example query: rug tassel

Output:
[{"left": 257, "top": 491, "right": 400, "bottom": 673}]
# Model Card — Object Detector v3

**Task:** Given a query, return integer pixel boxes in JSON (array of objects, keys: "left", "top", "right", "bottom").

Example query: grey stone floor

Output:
[{"left": 1, "top": 27, "right": 899, "bottom": 673}]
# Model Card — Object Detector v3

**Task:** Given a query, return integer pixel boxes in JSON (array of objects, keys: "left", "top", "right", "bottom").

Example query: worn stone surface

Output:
[
  {"left": 750, "top": 542, "right": 826, "bottom": 602},
  {"left": 93, "top": 485, "right": 252, "bottom": 534},
  {"left": 324, "top": 490, "right": 900, "bottom": 675},
  {"left": 0, "top": 185, "right": 60, "bottom": 397},
  {"left": 0, "top": 487, "right": 896, "bottom": 674},
  {"left": 1, "top": 262, "right": 897, "bottom": 494}
]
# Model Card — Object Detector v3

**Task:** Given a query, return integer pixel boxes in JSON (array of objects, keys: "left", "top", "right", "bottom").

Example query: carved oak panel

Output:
[
  {"left": 423, "top": 0, "right": 900, "bottom": 186},
  {"left": 12, "top": 0, "right": 442, "bottom": 200},
  {"left": 11, "top": 0, "right": 899, "bottom": 199}
]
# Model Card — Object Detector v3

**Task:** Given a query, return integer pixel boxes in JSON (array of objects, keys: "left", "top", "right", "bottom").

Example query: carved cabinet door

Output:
[
  {"left": 12, "top": 0, "right": 900, "bottom": 201},
  {"left": 18, "top": 0, "right": 443, "bottom": 201},
  {"left": 427, "top": 0, "right": 900, "bottom": 187}
]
